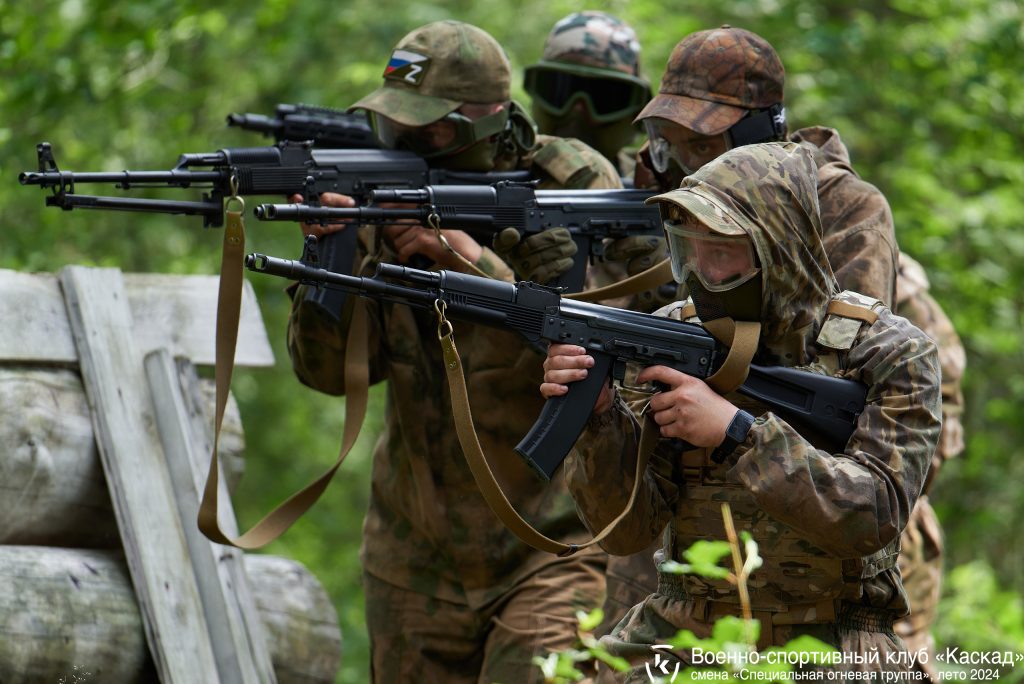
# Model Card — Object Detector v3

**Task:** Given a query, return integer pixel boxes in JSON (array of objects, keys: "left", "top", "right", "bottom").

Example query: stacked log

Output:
[{"left": 0, "top": 368, "right": 341, "bottom": 683}]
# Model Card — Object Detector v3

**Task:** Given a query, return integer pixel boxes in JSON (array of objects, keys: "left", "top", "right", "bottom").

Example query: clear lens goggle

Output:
[
  {"left": 645, "top": 104, "right": 787, "bottom": 175},
  {"left": 644, "top": 118, "right": 708, "bottom": 176},
  {"left": 664, "top": 219, "right": 760, "bottom": 290},
  {"left": 524, "top": 67, "right": 649, "bottom": 123},
  {"left": 369, "top": 108, "right": 509, "bottom": 158}
]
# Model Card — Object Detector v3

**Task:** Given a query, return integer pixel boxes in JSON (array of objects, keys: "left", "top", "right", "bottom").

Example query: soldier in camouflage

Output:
[
  {"left": 525, "top": 11, "right": 677, "bottom": 315},
  {"left": 893, "top": 252, "right": 966, "bottom": 680},
  {"left": 542, "top": 143, "right": 942, "bottom": 680},
  {"left": 597, "top": 23, "right": 912, "bottom": 643},
  {"left": 594, "top": 27, "right": 960, "bottom": 673},
  {"left": 286, "top": 21, "right": 622, "bottom": 683},
  {"left": 635, "top": 25, "right": 898, "bottom": 306},
  {"left": 524, "top": 11, "right": 651, "bottom": 175}
]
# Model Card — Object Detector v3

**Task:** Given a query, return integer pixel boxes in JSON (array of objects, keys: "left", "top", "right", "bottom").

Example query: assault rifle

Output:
[
  {"left": 246, "top": 247, "right": 868, "bottom": 480},
  {"left": 18, "top": 141, "right": 532, "bottom": 319},
  {"left": 226, "top": 102, "right": 378, "bottom": 149},
  {"left": 253, "top": 182, "right": 661, "bottom": 293}
]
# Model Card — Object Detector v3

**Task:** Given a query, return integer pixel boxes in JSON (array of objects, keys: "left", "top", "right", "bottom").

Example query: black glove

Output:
[{"left": 493, "top": 227, "right": 578, "bottom": 284}]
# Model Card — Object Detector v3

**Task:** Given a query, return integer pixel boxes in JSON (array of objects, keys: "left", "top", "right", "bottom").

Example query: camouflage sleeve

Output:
[
  {"left": 474, "top": 245, "right": 517, "bottom": 282},
  {"left": 896, "top": 284, "right": 966, "bottom": 490},
  {"left": 530, "top": 134, "right": 623, "bottom": 190},
  {"left": 727, "top": 310, "right": 942, "bottom": 558},
  {"left": 286, "top": 282, "right": 390, "bottom": 396},
  {"left": 817, "top": 167, "right": 900, "bottom": 308},
  {"left": 564, "top": 393, "right": 679, "bottom": 555},
  {"left": 286, "top": 231, "right": 390, "bottom": 396}
]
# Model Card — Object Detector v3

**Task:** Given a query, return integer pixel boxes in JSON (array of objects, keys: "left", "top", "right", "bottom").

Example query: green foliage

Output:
[
  {"left": 3, "top": 2, "right": 1023, "bottom": 683},
  {"left": 934, "top": 560, "right": 1024, "bottom": 682},
  {"left": 536, "top": 532, "right": 837, "bottom": 683},
  {"left": 661, "top": 539, "right": 733, "bottom": 580}
]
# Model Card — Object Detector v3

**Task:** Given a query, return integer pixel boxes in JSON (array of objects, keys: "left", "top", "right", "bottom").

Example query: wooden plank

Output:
[
  {"left": 0, "top": 269, "right": 274, "bottom": 368},
  {"left": 145, "top": 349, "right": 277, "bottom": 684},
  {"left": 0, "top": 547, "right": 342, "bottom": 684},
  {"left": 0, "top": 270, "right": 77, "bottom": 364},
  {"left": 125, "top": 273, "right": 274, "bottom": 368},
  {"left": 59, "top": 265, "right": 220, "bottom": 684}
]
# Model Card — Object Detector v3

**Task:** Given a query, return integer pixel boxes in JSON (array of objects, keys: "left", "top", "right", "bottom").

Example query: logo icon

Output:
[
  {"left": 384, "top": 49, "right": 431, "bottom": 85},
  {"left": 646, "top": 644, "right": 680, "bottom": 682}
]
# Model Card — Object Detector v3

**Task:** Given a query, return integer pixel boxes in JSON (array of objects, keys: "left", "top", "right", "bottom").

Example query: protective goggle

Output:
[
  {"left": 369, "top": 108, "right": 509, "bottom": 159},
  {"left": 524, "top": 67, "right": 649, "bottom": 123},
  {"left": 645, "top": 104, "right": 787, "bottom": 175},
  {"left": 644, "top": 118, "right": 724, "bottom": 176},
  {"left": 664, "top": 219, "right": 760, "bottom": 291}
]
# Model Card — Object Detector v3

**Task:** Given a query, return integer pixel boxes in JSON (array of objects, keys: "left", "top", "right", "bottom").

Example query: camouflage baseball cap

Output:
[
  {"left": 529, "top": 11, "right": 647, "bottom": 82},
  {"left": 646, "top": 183, "right": 750, "bottom": 237},
  {"left": 350, "top": 21, "right": 511, "bottom": 127},
  {"left": 635, "top": 26, "right": 784, "bottom": 136}
]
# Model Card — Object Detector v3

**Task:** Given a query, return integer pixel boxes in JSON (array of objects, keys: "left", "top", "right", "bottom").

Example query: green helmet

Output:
[
  {"left": 524, "top": 12, "right": 651, "bottom": 161},
  {"left": 525, "top": 13, "right": 649, "bottom": 119}
]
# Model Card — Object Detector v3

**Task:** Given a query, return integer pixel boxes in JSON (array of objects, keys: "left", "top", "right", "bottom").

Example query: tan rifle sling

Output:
[{"left": 200, "top": 206, "right": 371, "bottom": 549}]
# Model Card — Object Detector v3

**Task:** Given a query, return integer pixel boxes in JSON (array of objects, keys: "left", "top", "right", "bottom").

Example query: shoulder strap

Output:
[
  {"left": 816, "top": 290, "right": 884, "bottom": 352},
  {"left": 200, "top": 213, "right": 370, "bottom": 548},
  {"left": 438, "top": 313, "right": 654, "bottom": 556}
]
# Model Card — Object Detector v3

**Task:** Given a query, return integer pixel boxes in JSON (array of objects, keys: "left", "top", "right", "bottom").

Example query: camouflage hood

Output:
[
  {"left": 791, "top": 126, "right": 855, "bottom": 173},
  {"left": 649, "top": 142, "right": 838, "bottom": 364}
]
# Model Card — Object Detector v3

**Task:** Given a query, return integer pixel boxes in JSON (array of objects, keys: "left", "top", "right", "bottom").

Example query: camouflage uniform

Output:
[
  {"left": 288, "top": 21, "right": 620, "bottom": 684},
  {"left": 893, "top": 252, "right": 966, "bottom": 678},
  {"left": 604, "top": 27, "right": 902, "bottom": 636},
  {"left": 525, "top": 11, "right": 650, "bottom": 175},
  {"left": 563, "top": 144, "right": 941, "bottom": 681}
]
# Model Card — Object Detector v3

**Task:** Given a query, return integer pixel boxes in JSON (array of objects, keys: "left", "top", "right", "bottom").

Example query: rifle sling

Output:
[
  {"left": 702, "top": 319, "right": 761, "bottom": 395},
  {"left": 566, "top": 258, "right": 673, "bottom": 303},
  {"left": 200, "top": 212, "right": 370, "bottom": 549},
  {"left": 438, "top": 318, "right": 656, "bottom": 557}
]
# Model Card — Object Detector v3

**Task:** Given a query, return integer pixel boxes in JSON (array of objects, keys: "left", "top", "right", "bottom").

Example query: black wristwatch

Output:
[{"left": 710, "top": 409, "right": 755, "bottom": 464}]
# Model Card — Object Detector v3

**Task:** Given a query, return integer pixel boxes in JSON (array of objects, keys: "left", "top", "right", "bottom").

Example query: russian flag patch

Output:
[{"left": 383, "top": 50, "right": 431, "bottom": 85}]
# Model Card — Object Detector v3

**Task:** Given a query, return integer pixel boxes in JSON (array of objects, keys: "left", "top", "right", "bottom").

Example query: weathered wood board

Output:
[
  {"left": 0, "top": 269, "right": 274, "bottom": 368},
  {"left": 60, "top": 265, "right": 220, "bottom": 683}
]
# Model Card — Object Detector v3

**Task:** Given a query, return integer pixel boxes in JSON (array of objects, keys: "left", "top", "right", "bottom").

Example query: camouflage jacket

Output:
[
  {"left": 566, "top": 143, "right": 942, "bottom": 616},
  {"left": 896, "top": 252, "right": 966, "bottom": 492},
  {"left": 287, "top": 136, "right": 620, "bottom": 607},
  {"left": 635, "top": 126, "right": 900, "bottom": 307}
]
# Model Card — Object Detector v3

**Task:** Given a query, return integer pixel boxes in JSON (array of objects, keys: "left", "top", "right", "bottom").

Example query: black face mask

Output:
[{"left": 687, "top": 273, "right": 762, "bottom": 323}]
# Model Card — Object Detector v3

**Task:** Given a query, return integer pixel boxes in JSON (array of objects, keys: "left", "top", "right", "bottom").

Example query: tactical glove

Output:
[
  {"left": 604, "top": 235, "right": 681, "bottom": 310},
  {"left": 493, "top": 227, "right": 578, "bottom": 284}
]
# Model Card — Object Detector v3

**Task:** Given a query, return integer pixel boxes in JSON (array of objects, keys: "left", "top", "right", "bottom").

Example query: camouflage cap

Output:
[
  {"left": 350, "top": 21, "right": 511, "bottom": 127},
  {"left": 530, "top": 11, "right": 647, "bottom": 84},
  {"left": 646, "top": 183, "right": 750, "bottom": 237},
  {"left": 635, "top": 25, "right": 784, "bottom": 136}
]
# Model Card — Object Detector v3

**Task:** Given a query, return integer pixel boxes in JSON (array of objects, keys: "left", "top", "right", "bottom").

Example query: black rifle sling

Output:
[{"left": 201, "top": 212, "right": 371, "bottom": 549}]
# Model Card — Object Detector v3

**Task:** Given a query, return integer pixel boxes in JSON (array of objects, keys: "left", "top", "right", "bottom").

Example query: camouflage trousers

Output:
[
  {"left": 597, "top": 539, "right": 662, "bottom": 637},
  {"left": 363, "top": 554, "right": 605, "bottom": 684},
  {"left": 895, "top": 496, "right": 943, "bottom": 681},
  {"left": 593, "top": 589, "right": 916, "bottom": 683}
]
